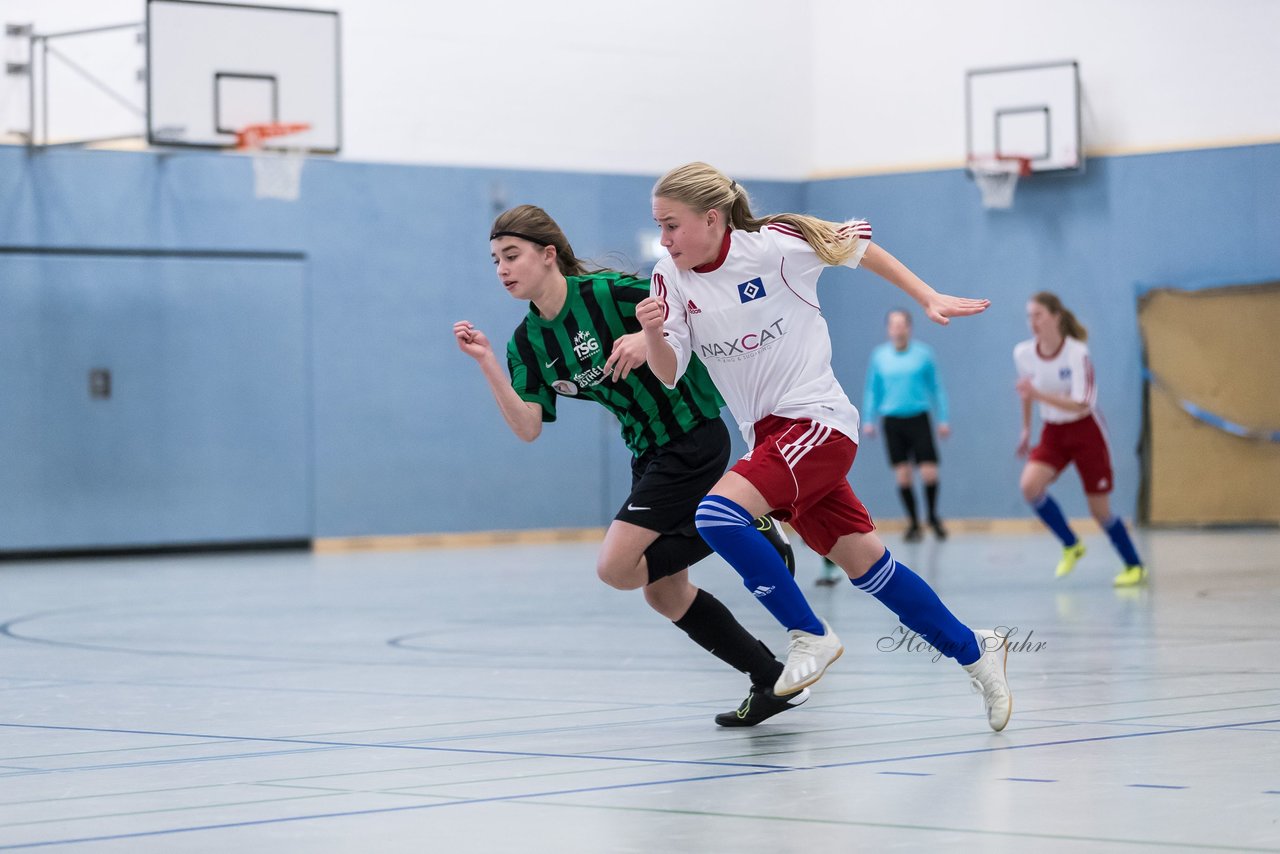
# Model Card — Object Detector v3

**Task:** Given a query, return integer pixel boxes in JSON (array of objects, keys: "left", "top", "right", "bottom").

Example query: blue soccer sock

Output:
[
  {"left": 1032, "top": 493, "right": 1078, "bottom": 547},
  {"left": 852, "top": 549, "right": 980, "bottom": 666},
  {"left": 695, "top": 495, "right": 824, "bottom": 635},
  {"left": 1103, "top": 516, "right": 1142, "bottom": 566}
]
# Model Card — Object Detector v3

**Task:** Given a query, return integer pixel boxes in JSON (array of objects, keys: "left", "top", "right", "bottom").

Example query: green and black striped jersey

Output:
[{"left": 507, "top": 272, "right": 723, "bottom": 457}]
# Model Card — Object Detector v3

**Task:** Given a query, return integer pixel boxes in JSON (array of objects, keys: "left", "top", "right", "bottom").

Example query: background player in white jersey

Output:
[
  {"left": 1014, "top": 291, "right": 1148, "bottom": 588},
  {"left": 636, "top": 162, "right": 1013, "bottom": 732}
]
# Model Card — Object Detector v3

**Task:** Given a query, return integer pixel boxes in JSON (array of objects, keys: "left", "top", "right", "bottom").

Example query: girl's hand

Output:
[
  {"left": 1016, "top": 428, "right": 1031, "bottom": 458},
  {"left": 604, "top": 333, "right": 647, "bottom": 382},
  {"left": 453, "top": 320, "right": 493, "bottom": 361},
  {"left": 636, "top": 296, "right": 666, "bottom": 332},
  {"left": 923, "top": 292, "right": 990, "bottom": 326}
]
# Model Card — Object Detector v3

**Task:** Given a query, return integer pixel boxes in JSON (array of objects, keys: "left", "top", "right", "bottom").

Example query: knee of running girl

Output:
[
  {"left": 642, "top": 576, "right": 694, "bottom": 618},
  {"left": 595, "top": 554, "right": 646, "bottom": 591},
  {"left": 825, "top": 532, "right": 885, "bottom": 582}
]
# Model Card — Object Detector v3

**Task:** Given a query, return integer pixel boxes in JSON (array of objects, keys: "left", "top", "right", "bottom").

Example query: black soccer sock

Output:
[
  {"left": 645, "top": 532, "right": 714, "bottom": 584},
  {"left": 925, "top": 481, "right": 940, "bottom": 523},
  {"left": 673, "top": 588, "right": 783, "bottom": 688},
  {"left": 899, "top": 485, "right": 919, "bottom": 527}
]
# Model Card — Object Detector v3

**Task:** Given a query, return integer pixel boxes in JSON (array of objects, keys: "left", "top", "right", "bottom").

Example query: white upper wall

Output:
[
  {"left": 2, "top": 0, "right": 813, "bottom": 179},
  {"left": 809, "top": 0, "right": 1280, "bottom": 176},
  {"left": 4, "top": 0, "right": 1279, "bottom": 179}
]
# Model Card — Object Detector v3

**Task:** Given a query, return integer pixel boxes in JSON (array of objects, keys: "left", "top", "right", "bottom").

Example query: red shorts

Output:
[
  {"left": 730, "top": 415, "right": 875, "bottom": 555},
  {"left": 1030, "top": 413, "right": 1114, "bottom": 494}
]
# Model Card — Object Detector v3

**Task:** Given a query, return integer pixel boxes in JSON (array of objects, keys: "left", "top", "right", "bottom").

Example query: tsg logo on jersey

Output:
[
  {"left": 737, "top": 277, "right": 767, "bottom": 303},
  {"left": 572, "top": 330, "right": 601, "bottom": 359}
]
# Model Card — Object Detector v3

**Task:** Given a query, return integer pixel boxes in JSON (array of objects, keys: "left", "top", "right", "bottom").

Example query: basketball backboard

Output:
[
  {"left": 966, "top": 60, "right": 1082, "bottom": 175},
  {"left": 146, "top": 0, "right": 340, "bottom": 153}
]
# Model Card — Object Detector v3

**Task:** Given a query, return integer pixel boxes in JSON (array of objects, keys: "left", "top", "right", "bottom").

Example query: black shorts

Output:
[
  {"left": 883, "top": 412, "right": 938, "bottom": 466},
  {"left": 615, "top": 417, "right": 731, "bottom": 536}
]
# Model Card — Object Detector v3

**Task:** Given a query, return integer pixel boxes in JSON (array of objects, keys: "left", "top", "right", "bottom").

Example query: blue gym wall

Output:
[
  {"left": 808, "top": 144, "right": 1280, "bottom": 524},
  {"left": 1, "top": 143, "right": 1277, "bottom": 548}
]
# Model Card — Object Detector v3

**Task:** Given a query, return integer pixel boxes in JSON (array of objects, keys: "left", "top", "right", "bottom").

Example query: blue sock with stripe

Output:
[
  {"left": 695, "top": 496, "right": 824, "bottom": 635},
  {"left": 852, "top": 549, "right": 980, "bottom": 666},
  {"left": 1032, "top": 493, "right": 1078, "bottom": 547},
  {"left": 1103, "top": 517, "right": 1142, "bottom": 566}
]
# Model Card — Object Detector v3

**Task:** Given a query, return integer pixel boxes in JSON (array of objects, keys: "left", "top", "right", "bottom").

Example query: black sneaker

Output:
[
  {"left": 715, "top": 685, "right": 810, "bottom": 727},
  {"left": 930, "top": 519, "right": 948, "bottom": 540},
  {"left": 903, "top": 524, "right": 923, "bottom": 542},
  {"left": 755, "top": 515, "right": 795, "bottom": 577}
]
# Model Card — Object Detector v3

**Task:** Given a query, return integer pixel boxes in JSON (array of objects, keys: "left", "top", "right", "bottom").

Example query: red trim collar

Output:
[
  {"left": 693, "top": 229, "right": 732, "bottom": 273},
  {"left": 1036, "top": 336, "right": 1066, "bottom": 360}
]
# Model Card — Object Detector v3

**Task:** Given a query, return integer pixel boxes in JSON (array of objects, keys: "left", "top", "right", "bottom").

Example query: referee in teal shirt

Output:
[{"left": 861, "top": 309, "right": 950, "bottom": 542}]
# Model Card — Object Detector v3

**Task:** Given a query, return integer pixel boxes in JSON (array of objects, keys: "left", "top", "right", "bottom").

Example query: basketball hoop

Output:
[
  {"left": 235, "top": 122, "right": 311, "bottom": 201},
  {"left": 968, "top": 156, "right": 1032, "bottom": 210}
]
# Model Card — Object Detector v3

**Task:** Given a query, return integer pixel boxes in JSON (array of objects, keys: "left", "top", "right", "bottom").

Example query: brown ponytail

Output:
[{"left": 1032, "top": 291, "right": 1088, "bottom": 342}]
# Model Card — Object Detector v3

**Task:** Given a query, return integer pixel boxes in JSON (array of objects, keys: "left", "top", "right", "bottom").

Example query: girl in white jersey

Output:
[
  {"left": 637, "top": 162, "right": 1013, "bottom": 732},
  {"left": 1014, "top": 291, "right": 1147, "bottom": 588}
]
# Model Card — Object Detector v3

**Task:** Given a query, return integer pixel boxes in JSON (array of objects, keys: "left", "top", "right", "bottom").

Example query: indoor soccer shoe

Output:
[
  {"left": 963, "top": 629, "right": 1012, "bottom": 732},
  {"left": 715, "top": 686, "right": 810, "bottom": 728},
  {"left": 755, "top": 515, "right": 796, "bottom": 578},
  {"left": 775, "top": 619, "right": 843, "bottom": 696},
  {"left": 1055, "top": 542, "right": 1086, "bottom": 578},
  {"left": 1113, "top": 564, "right": 1148, "bottom": 587},
  {"left": 816, "top": 556, "right": 843, "bottom": 587}
]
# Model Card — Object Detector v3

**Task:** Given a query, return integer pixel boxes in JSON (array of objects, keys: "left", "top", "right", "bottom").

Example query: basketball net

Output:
[
  {"left": 969, "top": 156, "right": 1032, "bottom": 209},
  {"left": 236, "top": 122, "right": 311, "bottom": 201}
]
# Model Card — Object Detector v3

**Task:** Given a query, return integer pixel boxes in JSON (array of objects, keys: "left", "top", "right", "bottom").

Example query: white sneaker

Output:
[
  {"left": 963, "top": 629, "right": 1012, "bottom": 732},
  {"left": 774, "top": 619, "right": 843, "bottom": 696}
]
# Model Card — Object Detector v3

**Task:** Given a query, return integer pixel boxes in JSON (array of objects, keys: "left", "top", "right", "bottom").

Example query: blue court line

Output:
[
  {"left": 0, "top": 767, "right": 794, "bottom": 850},
  {"left": 1, "top": 718, "right": 1277, "bottom": 850},
  {"left": 0, "top": 722, "right": 795, "bottom": 773},
  {"left": 811, "top": 717, "right": 1280, "bottom": 770},
  {"left": 1005, "top": 777, "right": 1056, "bottom": 783},
  {"left": 876, "top": 771, "right": 931, "bottom": 776},
  {"left": 1128, "top": 784, "right": 1188, "bottom": 790}
]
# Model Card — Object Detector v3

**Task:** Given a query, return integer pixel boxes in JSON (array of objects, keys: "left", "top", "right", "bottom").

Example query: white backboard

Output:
[
  {"left": 966, "top": 60, "right": 1081, "bottom": 174},
  {"left": 146, "top": 0, "right": 340, "bottom": 152}
]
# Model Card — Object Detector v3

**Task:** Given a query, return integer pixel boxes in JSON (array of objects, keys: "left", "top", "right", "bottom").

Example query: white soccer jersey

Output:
[
  {"left": 653, "top": 221, "right": 872, "bottom": 445},
  {"left": 1013, "top": 336, "right": 1096, "bottom": 424}
]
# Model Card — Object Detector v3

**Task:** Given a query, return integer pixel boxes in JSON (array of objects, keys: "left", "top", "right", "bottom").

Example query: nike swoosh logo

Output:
[
  {"left": 544, "top": 358, "right": 560, "bottom": 368},
  {"left": 627, "top": 504, "right": 650, "bottom": 511}
]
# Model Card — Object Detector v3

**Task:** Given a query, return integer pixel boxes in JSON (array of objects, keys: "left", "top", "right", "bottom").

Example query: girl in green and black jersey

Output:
[{"left": 453, "top": 204, "right": 800, "bottom": 727}]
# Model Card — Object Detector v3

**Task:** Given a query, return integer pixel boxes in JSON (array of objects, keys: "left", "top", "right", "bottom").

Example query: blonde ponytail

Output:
[{"left": 654, "top": 162, "right": 867, "bottom": 266}]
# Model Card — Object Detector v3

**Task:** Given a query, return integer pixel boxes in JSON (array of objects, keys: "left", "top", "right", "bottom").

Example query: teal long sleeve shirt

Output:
[{"left": 862, "top": 340, "right": 949, "bottom": 424}]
